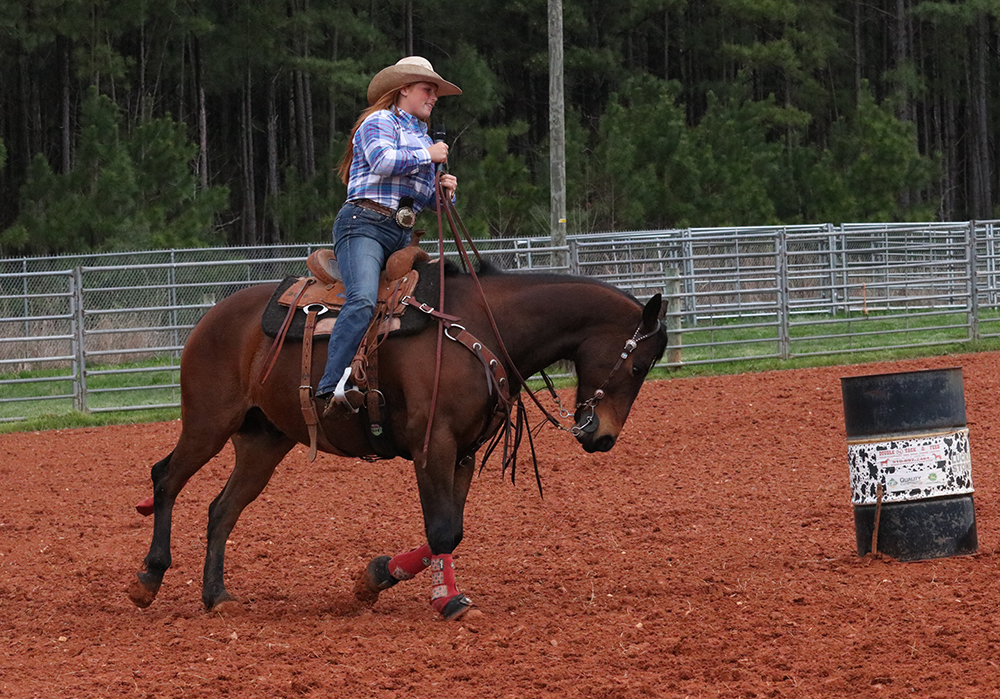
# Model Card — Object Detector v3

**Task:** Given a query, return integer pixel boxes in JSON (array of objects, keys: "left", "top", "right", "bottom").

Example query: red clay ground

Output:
[{"left": 3, "top": 353, "right": 1000, "bottom": 698}]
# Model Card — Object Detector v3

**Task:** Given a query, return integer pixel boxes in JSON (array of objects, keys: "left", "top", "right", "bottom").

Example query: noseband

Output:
[{"left": 548, "top": 319, "right": 663, "bottom": 437}]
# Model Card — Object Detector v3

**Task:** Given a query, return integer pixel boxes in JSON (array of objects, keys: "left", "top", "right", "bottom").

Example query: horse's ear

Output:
[{"left": 642, "top": 293, "right": 664, "bottom": 330}]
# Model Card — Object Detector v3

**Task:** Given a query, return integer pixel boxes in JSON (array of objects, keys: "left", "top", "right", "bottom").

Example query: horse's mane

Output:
[
  {"left": 436, "top": 258, "right": 503, "bottom": 277},
  {"left": 446, "top": 259, "right": 642, "bottom": 306}
]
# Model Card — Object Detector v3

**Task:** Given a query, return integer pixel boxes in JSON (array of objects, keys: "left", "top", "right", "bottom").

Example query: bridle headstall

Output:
[{"left": 544, "top": 319, "right": 664, "bottom": 436}]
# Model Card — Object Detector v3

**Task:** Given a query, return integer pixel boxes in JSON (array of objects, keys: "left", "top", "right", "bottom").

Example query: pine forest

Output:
[{"left": 0, "top": 0, "right": 997, "bottom": 255}]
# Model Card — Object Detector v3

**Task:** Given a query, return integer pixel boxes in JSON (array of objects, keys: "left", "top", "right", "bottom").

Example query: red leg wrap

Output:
[
  {"left": 387, "top": 543, "right": 432, "bottom": 581},
  {"left": 428, "top": 554, "right": 462, "bottom": 614},
  {"left": 135, "top": 495, "right": 155, "bottom": 516}
]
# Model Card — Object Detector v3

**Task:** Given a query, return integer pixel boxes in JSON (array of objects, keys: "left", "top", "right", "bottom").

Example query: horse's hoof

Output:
[
  {"left": 439, "top": 594, "right": 476, "bottom": 621},
  {"left": 127, "top": 576, "right": 158, "bottom": 608},
  {"left": 210, "top": 599, "right": 245, "bottom": 617},
  {"left": 352, "top": 556, "right": 397, "bottom": 606},
  {"left": 135, "top": 496, "right": 154, "bottom": 516}
]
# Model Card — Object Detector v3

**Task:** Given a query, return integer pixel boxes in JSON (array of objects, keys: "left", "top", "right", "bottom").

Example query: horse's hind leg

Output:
[
  {"left": 128, "top": 424, "right": 234, "bottom": 608},
  {"left": 202, "top": 411, "right": 294, "bottom": 613}
]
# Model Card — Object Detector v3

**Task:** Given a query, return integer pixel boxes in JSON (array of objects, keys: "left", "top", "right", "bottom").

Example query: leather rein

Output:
[{"left": 427, "top": 174, "right": 664, "bottom": 447}]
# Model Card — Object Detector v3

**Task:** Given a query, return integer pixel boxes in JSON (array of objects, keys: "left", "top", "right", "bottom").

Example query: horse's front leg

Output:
[
  {"left": 354, "top": 452, "right": 476, "bottom": 621},
  {"left": 418, "top": 448, "right": 476, "bottom": 620}
]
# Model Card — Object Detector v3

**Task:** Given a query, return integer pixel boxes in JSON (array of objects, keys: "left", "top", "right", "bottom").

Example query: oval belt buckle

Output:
[{"left": 395, "top": 206, "right": 416, "bottom": 229}]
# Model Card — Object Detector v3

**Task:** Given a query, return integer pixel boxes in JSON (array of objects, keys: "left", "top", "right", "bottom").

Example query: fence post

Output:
[
  {"left": 567, "top": 239, "right": 580, "bottom": 275},
  {"left": 170, "top": 250, "right": 180, "bottom": 359},
  {"left": 825, "top": 223, "right": 838, "bottom": 315},
  {"left": 71, "top": 267, "right": 88, "bottom": 413},
  {"left": 969, "top": 221, "right": 979, "bottom": 341},
  {"left": 985, "top": 222, "right": 997, "bottom": 308},
  {"left": 22, "top": 259, "right": 29, "bottom": 339},
  {"left": 665, "top": 268, "right": 682, "bottom": 366},
  {"left": 777, "top": 228, "right": 790, "bottom": 359},
  {"left": 682, "top": 228, "right": 696, "bottom": 326}
]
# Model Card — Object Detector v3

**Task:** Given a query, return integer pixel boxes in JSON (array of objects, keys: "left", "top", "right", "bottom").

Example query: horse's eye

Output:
[{"left": 631, "top": 363, "right": 645, "bottom": 377}]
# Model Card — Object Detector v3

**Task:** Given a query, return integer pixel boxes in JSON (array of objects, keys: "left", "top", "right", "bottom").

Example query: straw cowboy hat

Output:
[{"left": 367, "top": 56, "right": 462, "bottom": 105}]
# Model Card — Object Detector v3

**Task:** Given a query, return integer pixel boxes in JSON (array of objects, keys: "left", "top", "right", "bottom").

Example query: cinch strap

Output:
[{"left": 298, "top": 303, "right": 326, "bottom": 461}]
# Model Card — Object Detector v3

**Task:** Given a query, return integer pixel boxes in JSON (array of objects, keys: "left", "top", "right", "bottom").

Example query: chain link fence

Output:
[{"left": 2, "top": 221, "right": 998, "bottom": 421}]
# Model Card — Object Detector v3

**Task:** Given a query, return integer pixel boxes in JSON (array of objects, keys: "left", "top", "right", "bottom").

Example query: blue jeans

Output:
[{"left": 315, "top": 202, "right": 411, "bottom": 396}]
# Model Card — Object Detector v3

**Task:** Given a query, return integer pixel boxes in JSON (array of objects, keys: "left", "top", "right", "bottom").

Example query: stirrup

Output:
[{"left": 328, "top": 367, "right": 364, "bottom": 414}]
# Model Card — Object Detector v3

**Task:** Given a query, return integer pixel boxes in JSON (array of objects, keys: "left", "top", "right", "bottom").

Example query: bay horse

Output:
[{"left": 127, "top": 261, "right": 668, "bottom": 620}]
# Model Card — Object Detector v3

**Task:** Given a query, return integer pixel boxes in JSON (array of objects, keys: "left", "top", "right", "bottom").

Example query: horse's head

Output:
[{"left": 572, "top": 293, "right": 668, "bottom": 453}]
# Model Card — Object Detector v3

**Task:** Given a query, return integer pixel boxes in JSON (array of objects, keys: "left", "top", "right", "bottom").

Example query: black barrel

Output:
[{"left": 841, "top": 367, "right": 977, "bottom": 561}]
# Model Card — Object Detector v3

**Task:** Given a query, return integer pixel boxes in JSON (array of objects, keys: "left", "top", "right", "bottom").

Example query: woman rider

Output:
[{"left": 315, "top": 57, "right": 460, "bottom": 413}]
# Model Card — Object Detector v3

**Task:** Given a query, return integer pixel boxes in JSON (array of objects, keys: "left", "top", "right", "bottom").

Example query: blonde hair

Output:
[{"left": 337, "top": 84, "right": 431, "bottom": 186}]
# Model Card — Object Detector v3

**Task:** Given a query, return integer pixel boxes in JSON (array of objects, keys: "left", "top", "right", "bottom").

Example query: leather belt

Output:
[
  {"left": 353, "top": 198, "right": 394, "bottom": 218},
  {"left": 352, "top": 198, "right": 416, "bottom": 229}
]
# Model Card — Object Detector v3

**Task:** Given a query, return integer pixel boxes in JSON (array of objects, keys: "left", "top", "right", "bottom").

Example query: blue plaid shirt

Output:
[{"left": 346, "top": 108, "right": 439, "bottom": 213}]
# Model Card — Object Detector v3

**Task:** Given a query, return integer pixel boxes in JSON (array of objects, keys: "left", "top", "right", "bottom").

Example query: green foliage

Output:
[
  {"left": 440, "top": 42, "right": 545, "bottom": 238},
  {"left": 591, "top": 75, "right": 695, "bottom": 229},
  {"left": 588, "top": 77, "right": 806, "bottom": 228},
  {"left": 0, "top": 0, "right": 989, "bottom": 252},
  {"left": 802, "top": 86, "right": 936, "bottom": 223},
  {"left": 460, "top": 120, "right": 544, "bottom": 238},
  {"left": 269, "top": 160, "right": 344, "bottom": 244},
  {"left": 684, "top": 92, "right": 806, "bottom": 226},
  {"left": 578, "top": 72, "right": 936, "bottom": 230},
  {"left": 1, "top": 89, "right": 227, "bottom": 255}
]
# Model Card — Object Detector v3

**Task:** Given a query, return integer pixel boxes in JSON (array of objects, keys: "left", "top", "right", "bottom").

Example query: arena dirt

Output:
[{"left": 3, "top": 353, "right": 1000, "bottom": 698}]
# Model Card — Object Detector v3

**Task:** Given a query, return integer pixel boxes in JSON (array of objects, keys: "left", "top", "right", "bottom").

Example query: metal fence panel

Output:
[
  {"left": 2, "top": 220, "right": 1000, "bottom": 421},
  {"left": 0, "top": 268, "right": 77, "bottom": 420}
]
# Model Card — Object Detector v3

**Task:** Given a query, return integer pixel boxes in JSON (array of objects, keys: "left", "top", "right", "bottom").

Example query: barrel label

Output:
[{"left": 848, "top": 429, "right": 973, "bottom": 504}]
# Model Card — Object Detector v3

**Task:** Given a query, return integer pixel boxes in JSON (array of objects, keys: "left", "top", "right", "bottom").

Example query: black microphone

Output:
[
  {"left": 433, "top": 120, "right": 446, "bottom": 143},
  {"left": 433, "top": 121, "right": 447, "bottom": 173}
]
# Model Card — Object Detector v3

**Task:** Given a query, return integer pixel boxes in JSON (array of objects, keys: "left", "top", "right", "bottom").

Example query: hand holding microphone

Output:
[
  {"left": 428, "top": 141, "right": 450, "bottom": 163},
  {"left": 431, "top": 121, "right": 456, "bottom": 197},
  {"left": 431, "top": 121, "right": 449, "bottom": 166}
]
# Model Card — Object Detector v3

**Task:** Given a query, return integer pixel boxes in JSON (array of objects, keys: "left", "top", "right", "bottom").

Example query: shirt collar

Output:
[{"left": 393, "top": 107, "right": 428, "bottom": 133}]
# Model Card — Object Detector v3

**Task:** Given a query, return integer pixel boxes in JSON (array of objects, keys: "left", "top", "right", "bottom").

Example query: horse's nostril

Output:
[
  {"left": 579, "top": 433, "right": 617, "bottom": 453},
  {"left": 593, "top": 434, "right": 616, "bottom": 452}
]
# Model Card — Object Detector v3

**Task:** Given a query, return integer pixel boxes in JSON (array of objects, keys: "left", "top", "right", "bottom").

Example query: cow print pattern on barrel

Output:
[{"left": 847, "top": 429, "right": 973, "bottom": 505}]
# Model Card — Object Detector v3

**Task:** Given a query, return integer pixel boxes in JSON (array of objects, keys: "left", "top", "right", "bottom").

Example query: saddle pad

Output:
[
  {"left": 261, "top": 277, "right": 334, "bottom": 340},
  {"left": 260, "top": 263, "right": 443, "bottom": 341}
]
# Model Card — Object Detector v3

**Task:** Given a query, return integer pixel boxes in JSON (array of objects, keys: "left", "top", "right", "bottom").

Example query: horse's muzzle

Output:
[
  {"left": 574, "top": 414, "right": 617, "bottom": 452},
  {"left": 577, "top": 430, "right": 617, "bottom": 453}
]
